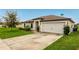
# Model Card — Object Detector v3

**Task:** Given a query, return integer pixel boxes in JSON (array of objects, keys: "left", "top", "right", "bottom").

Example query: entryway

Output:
[{"left": 35, "top": 21, "right": 40, "bottom": 32}]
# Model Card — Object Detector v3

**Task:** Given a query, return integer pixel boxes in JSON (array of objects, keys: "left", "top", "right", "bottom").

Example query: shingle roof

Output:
[
  {"left": 33, "top": 15, "right": 75, "bottom": 23},
  {"left": 40, "top": 15, "right": 68, "bottom": 20}
]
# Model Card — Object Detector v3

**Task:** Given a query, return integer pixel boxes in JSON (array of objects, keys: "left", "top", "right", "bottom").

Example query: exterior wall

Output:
[
  {"left": 67, "top": 20, "right": 74, "bottom": 32},
  {"left": 32, "top": 21, "right": 36, "bottom": 30},
  {"left": 25, "top": 23, "right": 31, "bottom": 27},
  {"left": 58, "top": 20, "right": 74, "bottom": 32},
  {"left": 16, "top": 23, "right": 32, "bottom": 28},
  {"left": 16, "top": 23, "right": 24, "bottom": 28},
  {"left": 32, "top": 19, "right": 41, "bottom": 31}
]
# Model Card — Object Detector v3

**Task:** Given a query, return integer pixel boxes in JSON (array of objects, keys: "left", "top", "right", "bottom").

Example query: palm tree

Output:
[{"left": 60, "top": 13, "right": 64, "bottom": 16}]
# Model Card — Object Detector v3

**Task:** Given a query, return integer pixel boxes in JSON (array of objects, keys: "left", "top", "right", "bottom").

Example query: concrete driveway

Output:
[{"left": 0, "top": 33, "right": 62, "bottom": 50}]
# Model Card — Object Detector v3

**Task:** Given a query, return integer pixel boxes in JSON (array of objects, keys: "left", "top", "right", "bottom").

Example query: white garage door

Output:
[{"left": 40, "top": 22, "right": 65, "bottom": 34}]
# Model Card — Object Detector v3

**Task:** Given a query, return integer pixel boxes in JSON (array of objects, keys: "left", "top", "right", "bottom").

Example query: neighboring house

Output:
[{"left": 24, "top": 15, "right": 75, "bottom": 34}]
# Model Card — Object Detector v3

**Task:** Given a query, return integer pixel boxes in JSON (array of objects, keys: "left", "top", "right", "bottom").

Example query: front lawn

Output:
[
  {"left": 0, "top": 28, "right": 33, "bottom": 39},
  {"left": 44, "top": 31, "right": 79, "bottom": 50}
]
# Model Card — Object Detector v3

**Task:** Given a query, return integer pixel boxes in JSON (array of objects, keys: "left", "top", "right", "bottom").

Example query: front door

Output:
[{"left": 36, "top": 21, "right": 40, "bottom": 32}]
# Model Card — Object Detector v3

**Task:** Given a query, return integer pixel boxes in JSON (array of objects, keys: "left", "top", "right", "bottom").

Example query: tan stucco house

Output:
[{"left": 23, "top": 15, "right": 75, "bottom": 34}]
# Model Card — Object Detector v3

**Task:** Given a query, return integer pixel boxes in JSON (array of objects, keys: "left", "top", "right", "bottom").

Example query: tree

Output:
[
  {"left": 3, "top": 10, "right": 18, "bottom": 28},
  {"left": 60, "top": 13, "right": 64, "bottom": 16}
]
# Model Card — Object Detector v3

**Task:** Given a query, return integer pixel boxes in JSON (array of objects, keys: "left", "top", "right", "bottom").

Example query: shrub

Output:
[
  {"left": 24, "top": 25, "right": 31, "bottom": 31},
  {"left": 64, "top": 26, "right": 70, "bottom": 35},
  {"left": 2, "top": 25, "right": 6, "bottom": 28},
  {"left": 19, "top": 27, "right": 24, "bottom": 30},
  {"left": 73, "top": 25, "right": 78, "bottom": 32}
]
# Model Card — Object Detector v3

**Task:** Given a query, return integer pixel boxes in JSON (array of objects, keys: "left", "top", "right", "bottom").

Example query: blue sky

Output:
[{"left": 0, "top": 9, "right": 79, "bottom": 23}]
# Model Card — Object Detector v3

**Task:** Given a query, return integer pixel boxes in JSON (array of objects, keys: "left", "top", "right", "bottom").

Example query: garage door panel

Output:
[{"left": 40, "top": 22, "right": 65, "bottom": 34}]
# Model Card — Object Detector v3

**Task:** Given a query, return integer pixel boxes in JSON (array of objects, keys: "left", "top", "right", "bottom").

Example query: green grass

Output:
[
  {"left": 0, "top": 28, "right": 33, "bottom": 39},
  {"left": 44, "top": 28, "right": 79, "bottom": 50}
]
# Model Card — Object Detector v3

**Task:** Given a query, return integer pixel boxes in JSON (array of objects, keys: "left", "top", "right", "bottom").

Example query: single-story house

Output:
[{"left": 24, "top": 15, "right": 75, "bottom": 34}]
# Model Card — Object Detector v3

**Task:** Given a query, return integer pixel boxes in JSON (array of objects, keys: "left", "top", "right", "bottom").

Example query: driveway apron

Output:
[
  {"left": 0, "top": 39, "right": 10, "bottom": 50},
  {"left": 1, "top": 33, "right": 62, "bottom": 50}
]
